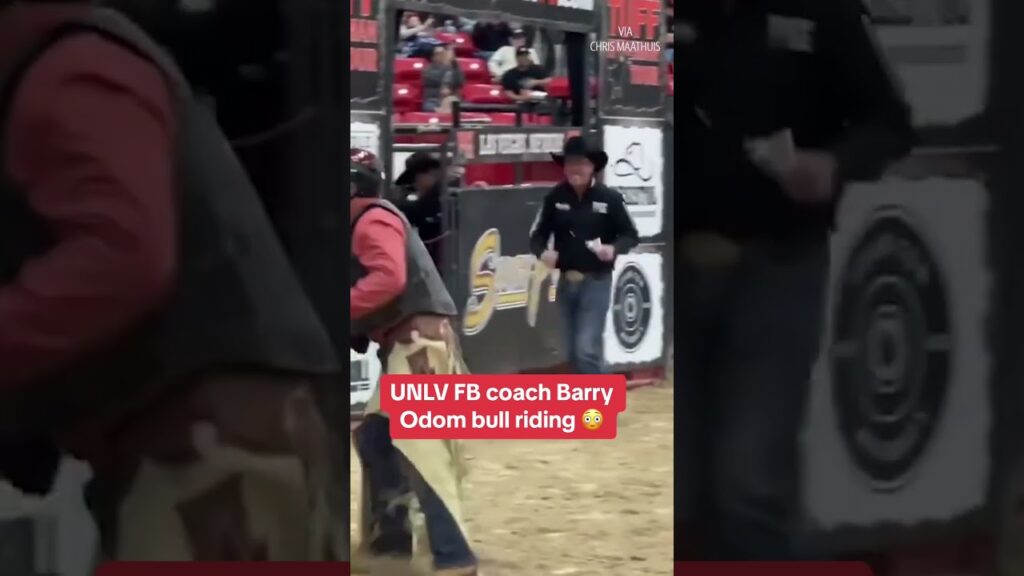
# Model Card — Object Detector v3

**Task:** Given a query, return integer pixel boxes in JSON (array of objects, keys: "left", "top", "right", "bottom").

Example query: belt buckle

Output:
[
  {"left": 680, "top": 233, "right": 742, "bottom": 267},
  {"left": 564, "top": 270, "right": 586, "bottom": 283}
]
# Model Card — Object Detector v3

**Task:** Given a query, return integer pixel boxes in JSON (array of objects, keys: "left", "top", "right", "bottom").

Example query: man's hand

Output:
[
  {"left": 540, "top": 250, "right": 558, "bottom": 268},
  {"left": 779, "top": 150, "right": 838, "bottom": 204},
  {"left": 596, "top": 245, "right": 616, "bottom": 262}
]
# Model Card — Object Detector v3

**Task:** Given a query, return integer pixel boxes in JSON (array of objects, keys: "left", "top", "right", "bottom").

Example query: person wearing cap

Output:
[
  {"left": 500, "top": 46, "right": 551, "bottom": 102},
  {"left": 394, "top": 152, "right": 445, "bottom": 267},
  {"left": 488, "top": 27, "right": 538, "bottom": 81},
  {"left": 529, "top": 137, "right": 640, "bottom": 374},
  {"left": 350, "top": 149, "right": 478, "bottom": 575}
]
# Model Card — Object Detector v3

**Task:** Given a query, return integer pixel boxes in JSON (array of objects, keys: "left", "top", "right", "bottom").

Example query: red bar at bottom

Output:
[
  {"left": 96, "top": 562, "right": 349, "bottom": 576},
  {"left": 676, "top": 562, "right": 874, "bottom": 575}
]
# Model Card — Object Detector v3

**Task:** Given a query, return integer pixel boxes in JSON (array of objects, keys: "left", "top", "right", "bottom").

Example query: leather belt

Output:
[
  {"left": 680, "top": 232, "right": 742, "bottom": 267},
  {"left": 564, "top": 270, "right": 586, "bottom": 283},
  {"left": 562, "top": 270, "right": 613, "bottom": 283}
]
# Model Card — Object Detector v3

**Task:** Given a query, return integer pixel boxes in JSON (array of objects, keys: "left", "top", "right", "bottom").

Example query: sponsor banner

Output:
[
  {"left": 603, "top": 251, "right": 665, "bottom": 367},
  {"left": 460, "top": 128, "right": 581, "bottom": 164},
  {"left": 351, "top": 0, "right": 382, "bottom": 110},
  {"left": 454, "top": 187, "right": 565, "bottom": 374},
  {"left": 351, "top": 344, "right": 382, "bottom": 413},
  {"left": 867, "top": 0, "right": 990, "bottom": 126},
  {"left": 662, "top": 125, "right": 674, "bottom": 354},
  {"left": 804, "top": 178, "right": 990, "bottom": 533},
  {"left": 398, "top": 0, "right": 596, "bottom": 30},
  {"left": 603, "top": 124, "right": 664, "bottom": 238},
  {"left": 602, "top": 0, "right": 666, "bottom": 117}
]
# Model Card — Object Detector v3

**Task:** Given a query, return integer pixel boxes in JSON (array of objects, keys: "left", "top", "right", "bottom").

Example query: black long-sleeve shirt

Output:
[
  {"left": 678, "top": 0, "right": 914, "bottom": 241},
  {"left": 394, "top": 184, "right": 443, "bottom": 267},
  {"left": 529, "top": 182, "right": 640, "bottom": 274}
]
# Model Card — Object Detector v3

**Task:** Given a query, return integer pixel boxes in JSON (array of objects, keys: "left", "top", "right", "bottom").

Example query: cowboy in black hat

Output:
[
  {"left": 529, "top": 136, "right": 639, "bottom": 374},
  {"left": 394, "top": 152, "right": 446, "bottom": 267}
]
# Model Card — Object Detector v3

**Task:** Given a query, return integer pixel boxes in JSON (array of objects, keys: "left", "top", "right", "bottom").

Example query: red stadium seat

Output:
[
  {"left": 392, "top": 113, "right": 405, "bottom": 125},
  {"left": 395, "top": 57, "right": 427, "bottom": 82},
  {"left": 487, "top": 112, "right": 518, "bottom": 125},
  {"left": 403, "top": 112, "right": 490, "bottom": 125},
  {"left": 463, "top": 83, "right": 507, "bottom": 104},
  {"left": 403, "top": 112, "right": 447, "bottom": 124},
  {"left": 436, "top": 32, "right": 475, "bottom": 56},
  {"left": 457, "top": 58, "right": 489, "bottom": 82},
  {"left": 466, "top": 164, "right": 515, "bottom": 186},
  {"left": 530, "top": 114, "right": 553, "bottom": 125},
  {"left": 546, "top": 76, "right": 569, "bottom": 98},
  {"left": 393, "top": 83, "right": 420, "bottom": 112},
  {"left": 667, "top": 74, "right": 674, "bottom": 95},
  {"left": 458, "top": 112, "right": 494, "bottom": 124}
]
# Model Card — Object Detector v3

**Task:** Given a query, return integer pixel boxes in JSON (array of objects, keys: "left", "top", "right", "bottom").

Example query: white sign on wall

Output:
[
  {"left": 804, "top": 178, "right": 991, "bottom": 528},
  {"left": 350, "top": 120, "right": 381, "bottom": 156},
  {"left": 603, "top": 124, "right": 664, "bottom": 238},
  {"left": 393, "top": 152, "right": 414, "bottom": 183},
  {"left": 868, "top": 0, "right": 990, "bottom": 125},
  {"left": 603, "top": 251, "right": 665, "bottom": 365}
]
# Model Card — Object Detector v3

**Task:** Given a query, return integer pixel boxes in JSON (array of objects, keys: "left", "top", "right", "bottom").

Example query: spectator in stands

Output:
[
  {"left": 501, "top": 47, "right": 551, "bottom": 102},
  {"left": 438, "top": 15, "right": 475, "bottom": 34},
  {"left": 489, "top": 28, "right": 538, "bottom": 81},
  {"left": 472, "top": 20, "right": 511, "bottom": 60},
  {"left": 422, "top": 43, "right": 464, "bottom": 112},
  {"left": 399, "top": 11, "right": 434, "bottom": 41},
  {"left": 399, "top": 12, "right": 441, "bottom": 57}
]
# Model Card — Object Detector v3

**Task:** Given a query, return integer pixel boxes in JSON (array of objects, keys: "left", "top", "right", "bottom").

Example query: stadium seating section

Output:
[{"left": 389, "top": 32, "right": 671, "bottom": 186}]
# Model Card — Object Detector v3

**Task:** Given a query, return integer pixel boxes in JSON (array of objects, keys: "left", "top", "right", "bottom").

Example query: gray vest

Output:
[
  {"left": 350, "top": 199, "right": 457, "bottom": 338},
  {"left": 0, "top": 4, "right": 338, "bottom": 436}
]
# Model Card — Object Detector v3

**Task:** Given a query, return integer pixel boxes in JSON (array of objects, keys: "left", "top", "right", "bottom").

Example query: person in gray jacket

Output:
[{"left": 421, "top": 44, "right": 464, "bottom": 112}]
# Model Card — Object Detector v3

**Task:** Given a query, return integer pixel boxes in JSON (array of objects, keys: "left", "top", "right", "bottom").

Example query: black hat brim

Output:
[
  {"left": 395, "top": 156, "right": 442, "bottom": 186},
  {"left": 394, "top": 169, "right": 415, "bottom": 186},
  {"left": 551, "top": 151, "right": 609, "bottom": 173}
]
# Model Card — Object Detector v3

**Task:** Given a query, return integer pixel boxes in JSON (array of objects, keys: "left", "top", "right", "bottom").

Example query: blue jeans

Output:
[
  {"left": 353, "top": 416, "right": 475, "bottom": 569},
  {"left": 558, "top": 272, "right": 612, "bottom": 374},
  {"left": 676, "top": 238, "right": 828, "bottom": 560}
]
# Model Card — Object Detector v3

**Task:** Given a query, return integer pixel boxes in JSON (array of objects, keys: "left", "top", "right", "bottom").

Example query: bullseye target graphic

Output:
[
  {"left": 830, "top": 207, "right": 952, "bottom": 492},
  {"left": 612, "top": 262, "right": 653, "bottom": 352}
]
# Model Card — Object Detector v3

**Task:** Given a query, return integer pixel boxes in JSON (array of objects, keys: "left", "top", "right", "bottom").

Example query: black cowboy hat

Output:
[
  {"left": 395, "top": 152, "right": 443, "bottom": 186},
  {"left": 551, "top": 136, "right": 608, "bottom": 173}
]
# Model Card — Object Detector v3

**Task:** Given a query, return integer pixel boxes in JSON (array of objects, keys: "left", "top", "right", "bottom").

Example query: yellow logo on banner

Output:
[{"left": 463, "top": 228, "right": 559, "bottom": 335}]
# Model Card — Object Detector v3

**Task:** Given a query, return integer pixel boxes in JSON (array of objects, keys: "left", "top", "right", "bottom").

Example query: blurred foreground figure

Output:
[
  {"left": 0, "top": 2, "right": 342, "bottom": 561},
  {"left": 676, "top": 0, "right": 914, "bottom": 560},
  {"left": 349, "top": 149, "right": 477, "bottom": 576}
]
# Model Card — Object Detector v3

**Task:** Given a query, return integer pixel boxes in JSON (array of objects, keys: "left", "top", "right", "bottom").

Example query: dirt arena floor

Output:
[{"left": 351, "top": 384, "right": 674, "bottom": 575}]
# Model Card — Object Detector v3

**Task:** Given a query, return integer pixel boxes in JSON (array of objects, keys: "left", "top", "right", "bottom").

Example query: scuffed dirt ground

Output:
[{"left": 351, "top": 384, "right": 674, "bottom": 575}]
